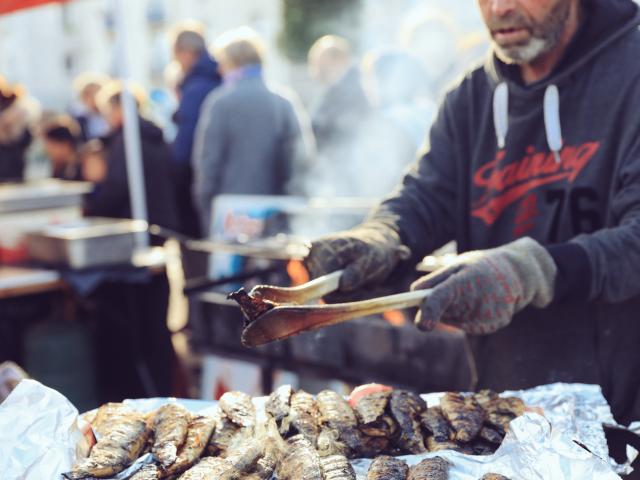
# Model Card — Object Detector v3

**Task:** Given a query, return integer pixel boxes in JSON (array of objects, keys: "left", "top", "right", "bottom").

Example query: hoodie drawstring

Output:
[{"left": 492, "top": 82, "right": 563, "bottom": 163}]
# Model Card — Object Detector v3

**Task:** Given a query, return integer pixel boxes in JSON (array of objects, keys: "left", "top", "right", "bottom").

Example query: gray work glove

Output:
[
  {"left": 411, "top": 237, "right": 557, "bottom": 335},
  {"left": 304, "top": 224, "right": 411, "bottom": 296}
]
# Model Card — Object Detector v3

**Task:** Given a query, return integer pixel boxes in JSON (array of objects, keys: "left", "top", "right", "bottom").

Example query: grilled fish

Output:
[
  {"left": 129, "top": 464, "right": 160, "bottom": 480},
  {"left": 266, "top": 384, "right": 293, "bottom": 426},
  {"left": 354, "top": 391, "right": 396, "bottom": 438},
  {"left": 276, "top": 434, "right": 323, "bottom": 480},
  {"left": 65, "top": 412, "right": 150, "bottom": 479},
  {"left": 480, "top": 475, "right": 510, "bottom": 480},
  {"left": 152, "top": 403, "right": 191, "bottom": 468},
  {"left": 407, "top": 457, "right": 451, "bottom": 480},
  {"left": 283, "top": 390, "right": 320, "bottom": 445},
  {"left": 317, "top": 390, "right": 360, "bottom": 455},
  {"left": 91, "top": 402, "right": 135, "bottom": 437},
  {"left": 178, "top": 456, "right": 234, "bottom": 479},
  {"left": 164, "top": 414, "right": 216, "bottom": 476},
  {"left": 320, "top": 454, "right": 356, "bottom": 480},
  {"left": 224, "top": 436, "right": 264, "bottom": 474},
  {"left": 366, "top": 455, "right": 409, "bottom": 480},
  {"left": 440, "top": 392, "right": 484, "bottom": 443},
  {"left": 208, "top": 410, "right": 251, "bottom": 456},
  {"left": 481, "top": 396, "right": 525, "bottom": 435},
  {"left": 389, "top": 390, "right": 427, "bottom": 454},
  {"left": 421, "top": 407, "right": 453, "bottom": 443},
  {"left": 219, "top": 391, "right": 256, "bottom": 428}
]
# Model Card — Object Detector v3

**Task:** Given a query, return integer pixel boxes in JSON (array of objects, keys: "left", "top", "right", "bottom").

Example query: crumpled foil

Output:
[
  {"left": 0, "top": 379, "right": 85, "bottom": 480},
  {"left": 0, "top": 382, "right": 628, "bottom": 479}
]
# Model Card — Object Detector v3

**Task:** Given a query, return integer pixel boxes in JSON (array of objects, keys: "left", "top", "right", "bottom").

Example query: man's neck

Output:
[{"left": 520, "top": 4, "right": 583, "bottom": 84}]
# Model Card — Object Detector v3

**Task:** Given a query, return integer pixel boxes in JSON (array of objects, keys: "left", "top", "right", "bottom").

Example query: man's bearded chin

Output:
[
  {"left": 490, "top": 1, "right": 572, "bottom": 65},
  {"left": 493, "top": 37, "right": 550, "bottom": 65}
]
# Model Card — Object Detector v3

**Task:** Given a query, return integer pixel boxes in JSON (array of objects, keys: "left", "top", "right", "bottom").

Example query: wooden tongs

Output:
[{"left": 229, "top": 270, "right": 431, "bottom": 347}]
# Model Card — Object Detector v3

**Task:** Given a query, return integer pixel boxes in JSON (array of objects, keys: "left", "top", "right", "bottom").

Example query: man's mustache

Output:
[{"left": 487, "top": 12, "right": 532, "bottom": 31}]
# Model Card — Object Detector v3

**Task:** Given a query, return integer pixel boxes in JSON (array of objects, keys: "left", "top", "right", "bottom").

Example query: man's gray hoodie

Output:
[{"left": 371, "top": 0, "right": 640, "bottom": 424}]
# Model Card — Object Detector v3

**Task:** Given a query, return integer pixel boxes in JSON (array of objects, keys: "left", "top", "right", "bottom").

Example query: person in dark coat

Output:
[
  {"left": 85, "top": 81, "right": 179, "bottom": 242},
  {"left": 0, "top": 77, "right": 32, "bottom": 182},
  {"left": 41, "top": 115, "right": 83, "bottom": 181},
  {"left": 171, "top": 22, "right": 222, "bottom": 237}
]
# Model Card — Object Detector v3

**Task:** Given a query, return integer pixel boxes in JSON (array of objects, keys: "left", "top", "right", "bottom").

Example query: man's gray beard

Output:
[
  {"left": 494, "top": 37, "right": 550, "bottom": 65},
  {"left": 490, "top": 0, "right": 572, "bottom": 65}
]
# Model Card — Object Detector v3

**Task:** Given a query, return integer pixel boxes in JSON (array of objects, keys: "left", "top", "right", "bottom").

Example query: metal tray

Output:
[
  {"left": 25, "top": 218, "right": 148, "bottom": 269},
  {"left": 0, "top": 180, "right": 92, "bottom": 214}
]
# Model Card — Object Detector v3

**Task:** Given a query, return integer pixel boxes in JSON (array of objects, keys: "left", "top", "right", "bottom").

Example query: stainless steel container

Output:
[
  {"left": 25, "top": 218, "right": 148, "bottom": 269},
  {"left": 0, "top": 180, "right": 91, "bottom": 214}
]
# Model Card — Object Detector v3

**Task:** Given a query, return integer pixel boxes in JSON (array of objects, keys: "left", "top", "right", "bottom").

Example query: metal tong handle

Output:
[
  {"left": 242, "top": 288, "right": 432, "bottom": 346},
  {"left": 250, "top": 269, "right": 344, "bottom": 304}
]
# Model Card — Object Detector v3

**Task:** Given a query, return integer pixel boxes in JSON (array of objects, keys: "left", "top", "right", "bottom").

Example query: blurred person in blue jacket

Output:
[{"left": 171, "top": 21, "right": 222, "bottom": 237}]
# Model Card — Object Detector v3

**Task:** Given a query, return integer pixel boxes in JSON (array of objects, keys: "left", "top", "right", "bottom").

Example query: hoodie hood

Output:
[
  {"left": 180, "top": 52, "right": 220, "bottom": 92},
  {"left": 485, "top": 0, "right": 640, "bottom": 162}
]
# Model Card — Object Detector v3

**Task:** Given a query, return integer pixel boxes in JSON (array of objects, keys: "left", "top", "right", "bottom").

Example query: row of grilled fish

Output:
[
  {"left": 66, "top": 387, "right": 523, "bottom": 479},
  {"left": 266, "top": 385, "right": 524, "bottom": 460}
]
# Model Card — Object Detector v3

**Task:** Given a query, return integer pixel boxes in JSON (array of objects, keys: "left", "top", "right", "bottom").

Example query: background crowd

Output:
[{"left": 0, "top": 12, "right": 486, "bottom": 240}]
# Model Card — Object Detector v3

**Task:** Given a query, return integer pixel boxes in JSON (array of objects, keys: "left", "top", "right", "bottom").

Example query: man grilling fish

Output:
[{"left": 305, "top": 0, "right": 640, "bottom": 425}]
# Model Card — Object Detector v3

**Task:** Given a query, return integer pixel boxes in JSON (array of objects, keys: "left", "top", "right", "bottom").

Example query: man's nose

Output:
[{"left": 488, "top": 0, "right": 517, "bottom": 16}]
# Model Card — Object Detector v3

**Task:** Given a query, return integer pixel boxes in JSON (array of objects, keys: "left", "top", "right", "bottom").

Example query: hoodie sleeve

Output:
[
  {"left": 368, "top": 91, "right": 459, "bottom": 263},
  {"left": 568, "top": 132, "right": 640, "bottom": 303},
  {"left": 192, "top": 93, "right": 227, "bottom": 233}
]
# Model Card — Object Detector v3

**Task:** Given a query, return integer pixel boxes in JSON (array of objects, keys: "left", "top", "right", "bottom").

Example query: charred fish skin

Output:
[
  {"left": 178, "top": 456, "right": 233, "bottom": 479},
  {"left": 276, "top": 434, "right": 323, "bottom": 480},
  {"left": 366, "top": 455, "right": 409, "bottom": 480},
  {"left": 128, "top": 464, "right": 160, "bottom": 480},
  {"left": 478, "top": 425, "right": 504, "bottom": 445},
  {"left": 389, "top": 390, "right": 428, "bottom": 454},
  {"left": 65, "top": 413, "right": 150, "bottom": 479},
  {"left": 354, "top": 391, "right": 396, "bottom": 437},
  {"left": 219, "top": 391, "right": 256, "bottom": 429},
  {"left": 421, "top": 407, "right": 453, "bottom": 443},
  {"left": 164, "top": 414, "right": 216, "bottom": 477},
  {"left": 152, "top": 403, "right": 191, "bottom": 468},
  {"left": 407, "top": 456, "right": 452, "bottom": 480},
  {"left": 284, "top": 390, "right": 321, "bottom": 445},
  {"left": 480, "top": 396, "right": 525, "bottom": 435},
  {"left": 320, "top": 454, "right": 357, "bottom": 480},
  {"left": 480, "top": 474, "right": 510, "bottom": 480},
  {"left": 426, "top": 436, "right": 464, "bottom": 453},
  {"left": 317, "top": 390, "right": 361, "bottom": 455},
  {"left": 356, "top": 433, "right": 390, "bottom": 458},
  {"left": 440, "top": 392, "right": 485, "bottom": 443}
]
